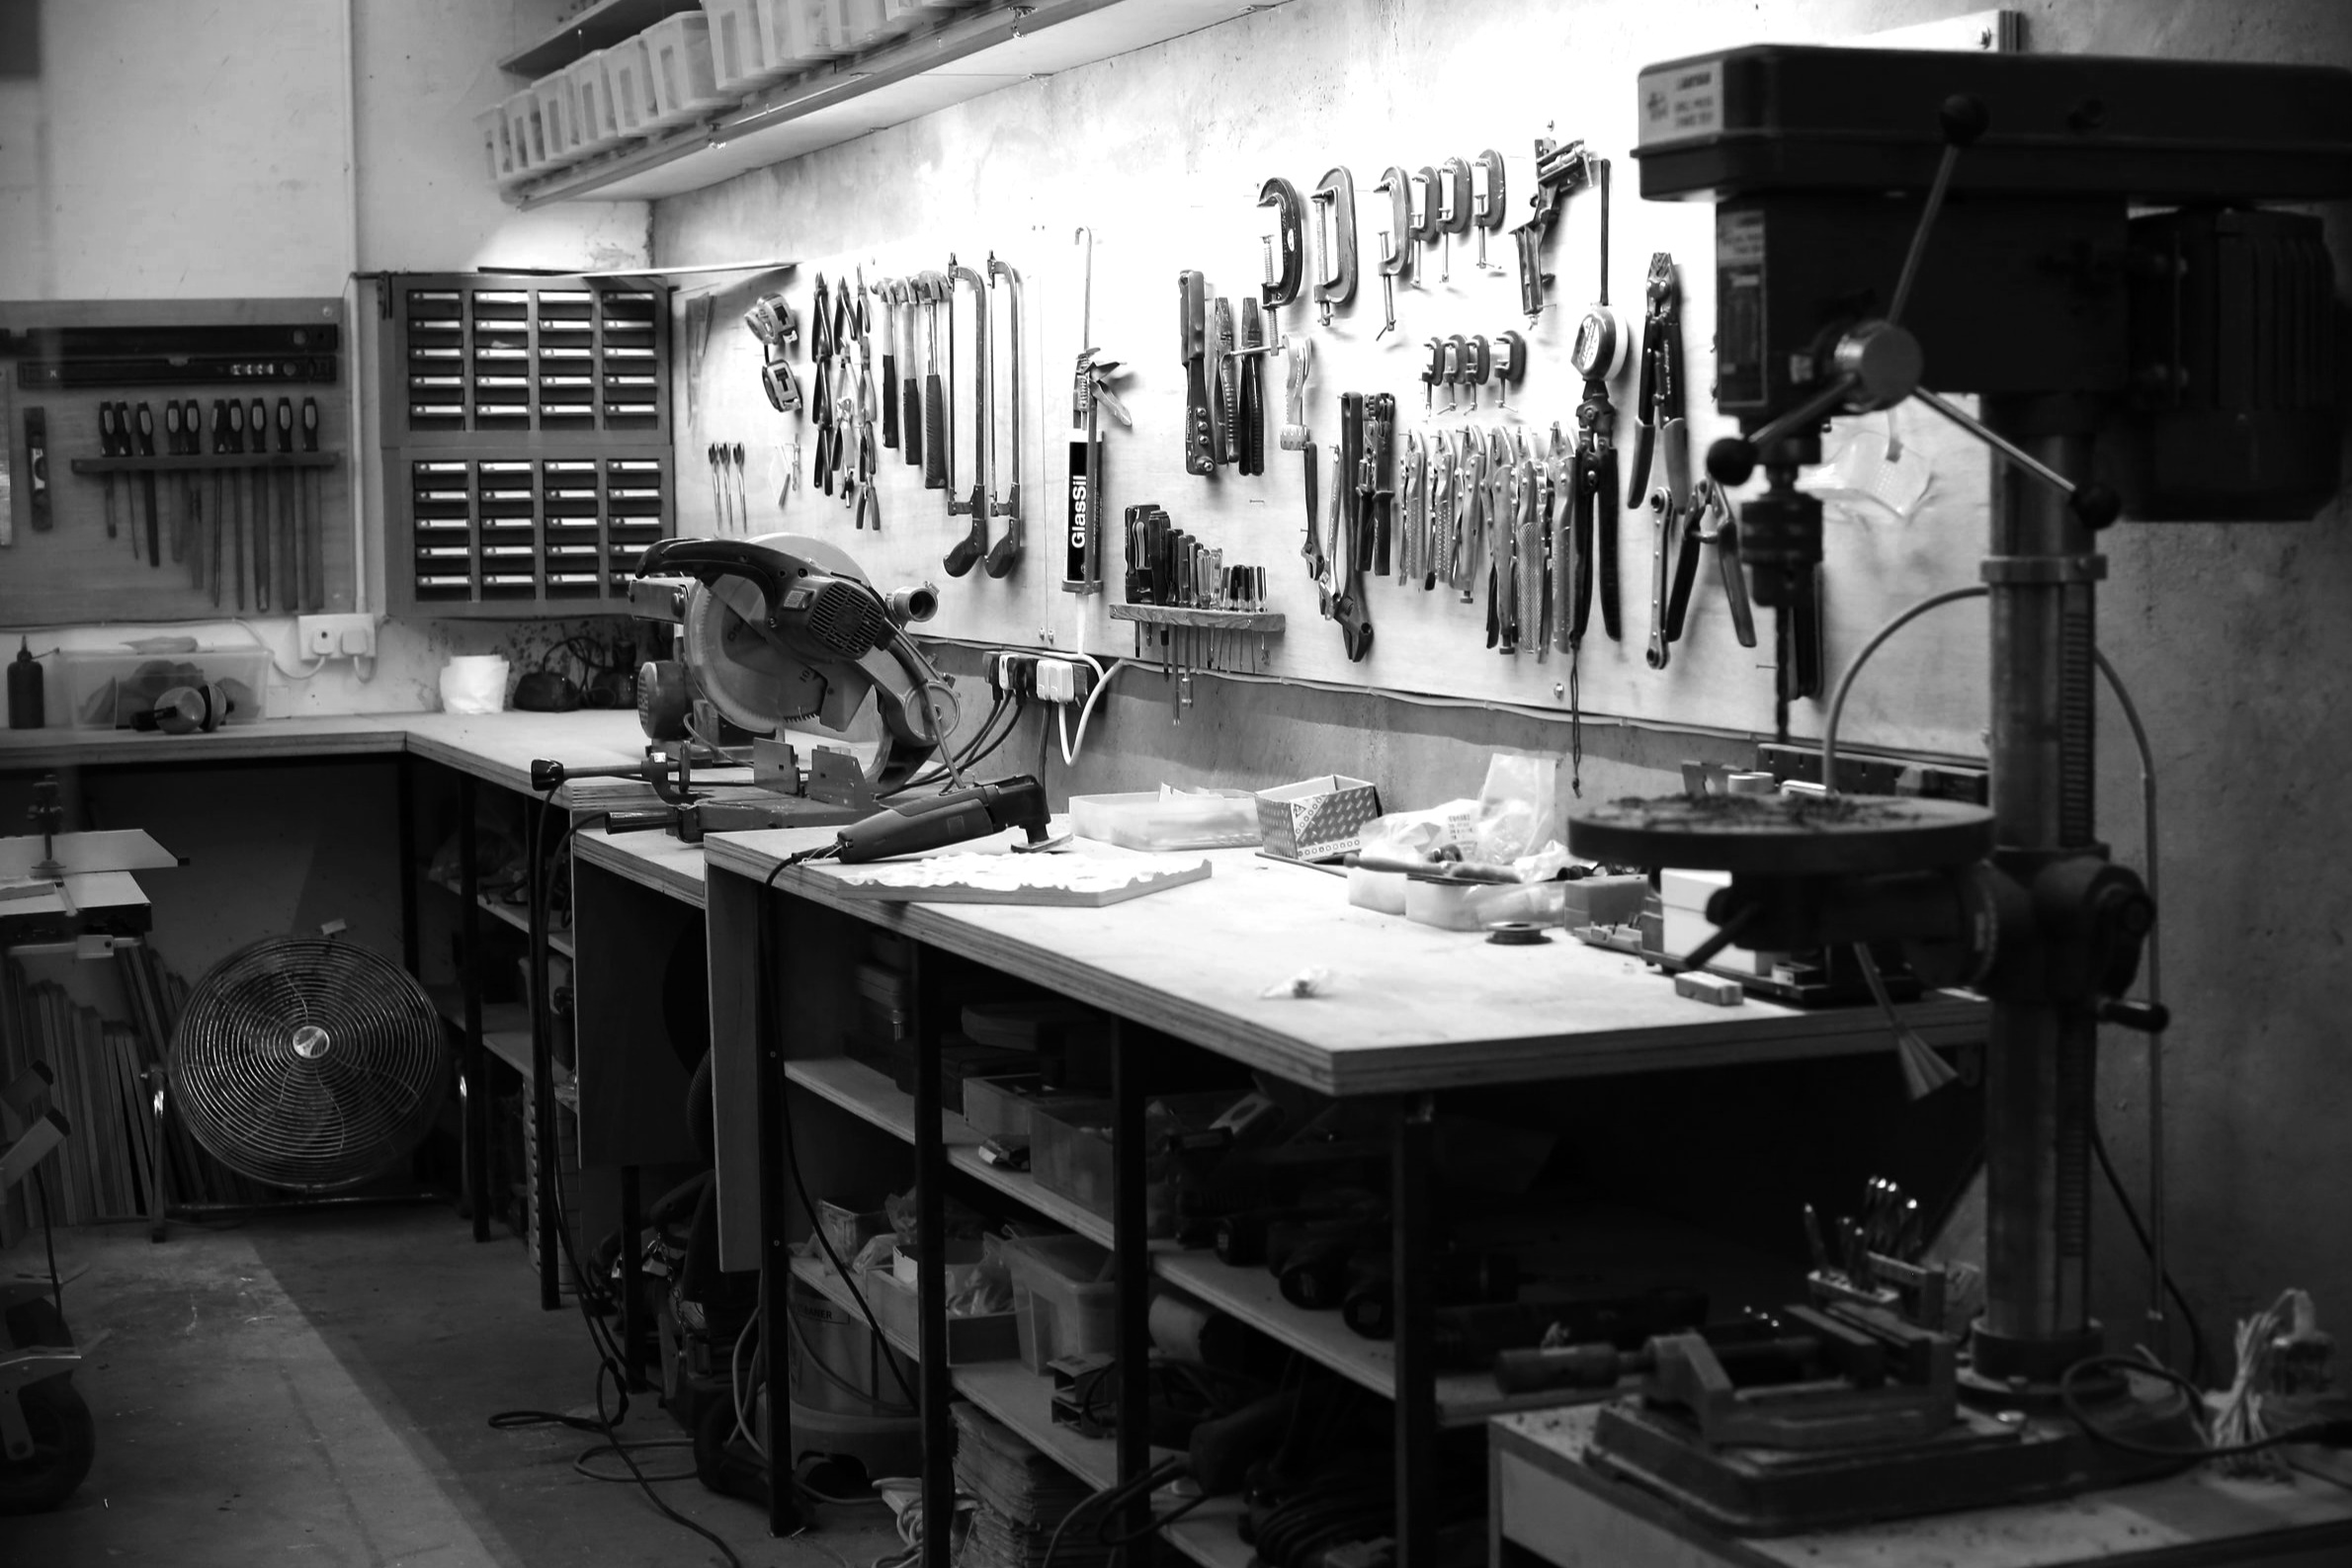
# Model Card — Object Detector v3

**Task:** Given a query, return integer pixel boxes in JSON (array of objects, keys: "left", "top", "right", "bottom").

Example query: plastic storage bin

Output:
[
  {"left": 1005, "top": 1233, "right": 1118, "bottom": 1373},
  {"left": 531, "top": 70, "right": 579, "bottom": 166},
  {"left": 1069, "top": 789, "right": 1260, "bottom": 852},
  {"left": 1031, "top": 1092, "right": 1239, "bottom": 1232},
  {"left": 501, "top": 90, "right": 546, "bottom": 176},
  {"left": 567, "top": 49, "right": 624, "bottom": 154},
  {"left": 604, "top": 36, "right": 659, "bottom": 137},
  {"left": 860, "top": 1264, "right": 1018, "bottom": 1363},
  {"left": 702, "top": 0, "right": 788, "bottom": 93},
  {"left": 475, "top": 104, "right": 520, "bottom": 185},
  {"left": 642, "top": 13, "right": 729, "bottom": 129},
  {"left": 57, "top": 648, "right": 271, "bottom": 730},
  {"left": 761, "top": 0, "right": 847, "bottom": 64}
]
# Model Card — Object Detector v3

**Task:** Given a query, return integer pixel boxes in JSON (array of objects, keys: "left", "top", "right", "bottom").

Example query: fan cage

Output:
[{"left": 168, "top": 937, "right": 449, "bottom": 1194}]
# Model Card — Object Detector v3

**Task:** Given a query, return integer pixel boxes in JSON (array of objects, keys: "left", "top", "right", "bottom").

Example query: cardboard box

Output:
[{"left": 1255, "top": 775, "right": 1381, "bottom": 862}]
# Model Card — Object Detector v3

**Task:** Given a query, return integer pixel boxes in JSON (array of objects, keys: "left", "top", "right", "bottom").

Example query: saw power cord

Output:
[
  {"left": 2059, "top": 1351, "right": 2351, "bottom": 1462},
  {"left": 1058, "top": 657, "right": 1124, "bottom": 768}
]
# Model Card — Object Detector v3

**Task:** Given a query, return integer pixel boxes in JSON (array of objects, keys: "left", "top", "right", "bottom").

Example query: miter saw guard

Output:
[{"left": 629, "top": 535, "right": 951, "bottom": 809}]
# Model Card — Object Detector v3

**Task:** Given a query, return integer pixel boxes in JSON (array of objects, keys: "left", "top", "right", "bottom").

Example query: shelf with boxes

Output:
[
  {"left": 486, "top": 0, "right": 1286, "bottom": 208},
  {"left": 376, "top": 274, "right": 674, "bottom": 618}
]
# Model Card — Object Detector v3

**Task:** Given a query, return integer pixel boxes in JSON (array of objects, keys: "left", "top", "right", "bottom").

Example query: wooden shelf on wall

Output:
[{"left": 510, "top": 0, "right": 1288, "bottom": 208}]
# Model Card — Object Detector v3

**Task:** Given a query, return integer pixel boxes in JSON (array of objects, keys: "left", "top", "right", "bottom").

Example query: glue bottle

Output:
[{"left": 7, "top": 637, "right": 42, "bottom": 729}]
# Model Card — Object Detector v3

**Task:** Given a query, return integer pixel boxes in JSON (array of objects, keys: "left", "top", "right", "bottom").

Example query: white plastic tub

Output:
[
  {"left": 604, "top": 35, "right": 659, "bottom": 138},
  {"left": 642, "top": 13, "right": 730, "bottom": 128},
  {"left": 567, "top": 48, "right": 624, "bottom": 154},
  {"left": 530, "top": 70, "right": 579, "bottom": 166},
  {"left": 475, "top": 104, "right": 519, "bottom": 185},
  {"left": 702, "top": 0, "right": 788, "bottom": 94},
  {"left": 501, "top": 90, "right": 545, "bottom": 175}
]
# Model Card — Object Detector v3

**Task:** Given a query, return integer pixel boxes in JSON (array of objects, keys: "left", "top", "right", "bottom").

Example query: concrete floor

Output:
[{"left": 1, "top": 1205, "right": 901, "bottom": 1568}]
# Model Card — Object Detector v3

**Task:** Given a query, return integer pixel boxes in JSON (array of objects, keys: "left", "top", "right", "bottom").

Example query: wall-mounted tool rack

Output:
[
  {"left": 377, "top": 273, "right": 675, "bottom": 619},
  {"left": 0, "top": 297, "right": 355, "bottom": 626}
]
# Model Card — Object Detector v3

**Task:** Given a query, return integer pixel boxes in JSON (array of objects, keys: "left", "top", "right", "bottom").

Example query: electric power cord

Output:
[{"left": 2060, "top": 1353, "right": 2352, "bottom": 1461}]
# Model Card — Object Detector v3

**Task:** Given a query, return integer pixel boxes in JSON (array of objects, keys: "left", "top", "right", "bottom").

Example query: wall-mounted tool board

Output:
[
  {"left": 0, "top": 298, "right": 357, "bottom": 628},
  {"left": 658, "top": 2, "right": 2023, "bottom": 764}
]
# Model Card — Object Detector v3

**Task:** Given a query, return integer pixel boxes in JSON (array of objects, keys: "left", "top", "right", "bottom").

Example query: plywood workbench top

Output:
[
  {"left": 706, "top": 830, "right": 1987, "bottom": 1098},
  {"left": 0, "top": 707, "right": 649, "bottom": 791}
]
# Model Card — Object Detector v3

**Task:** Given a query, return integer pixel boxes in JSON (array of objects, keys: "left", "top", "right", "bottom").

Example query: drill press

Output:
[{"left": 1566, "top": 45, "right": 2352, "bottom": 1530}]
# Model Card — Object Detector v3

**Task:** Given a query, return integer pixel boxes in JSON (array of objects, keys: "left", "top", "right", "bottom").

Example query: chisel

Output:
[
  {"left": 248, "top": 397, "right": 269, "bottom": 610},
  {"left": 300, "top": 396, "right": 321, "bottom": 611},
  {"left": 132, "top": 401, "right": 159, "bottom": 566},
  {"left": 276, "top": 397, "right": 295, "bottom": 610}
]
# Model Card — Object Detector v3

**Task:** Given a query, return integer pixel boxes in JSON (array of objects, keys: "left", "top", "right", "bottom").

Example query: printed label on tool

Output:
[
  {"left": 1716, "top": 207, "right": 1767, "bottom": 410},
  {"left": 1638, "top": 60, "right": 1722, "bottom": 145},
  {"left": 1065, "top": 441, "right": 1094, "bottom": 589}
]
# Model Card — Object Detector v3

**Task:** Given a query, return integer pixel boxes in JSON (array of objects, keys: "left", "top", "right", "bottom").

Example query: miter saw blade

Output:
[{"left": 682, "top": 577, "right": 829, "bottom": 732}]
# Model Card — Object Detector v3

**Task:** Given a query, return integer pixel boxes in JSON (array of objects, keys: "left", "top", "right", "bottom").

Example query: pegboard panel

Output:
[
  {"left": 0, "top": 298, "right": 357, "bottom": 626},
  {"left": 663, "top": 0, "right": 2015, "bottom": 764}
]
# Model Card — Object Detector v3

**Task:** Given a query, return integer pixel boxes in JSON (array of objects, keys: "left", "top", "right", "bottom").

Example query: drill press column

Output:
[{"left": 1978, "top": 413, "right": 2103, "bottom": 1377}]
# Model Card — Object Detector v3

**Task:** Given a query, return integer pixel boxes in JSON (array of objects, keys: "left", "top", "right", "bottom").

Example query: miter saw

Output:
[
  {"left": 1561, "top": 45, "right": 2352, "bottom": 1533},
  {"left": 532, "top": 535, "right": 1050, "bottom": 858}
]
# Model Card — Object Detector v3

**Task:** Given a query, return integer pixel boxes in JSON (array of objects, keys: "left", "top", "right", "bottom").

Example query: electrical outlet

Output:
[{"left": 297, "top": 613, "right": 378, "bottom": 661}]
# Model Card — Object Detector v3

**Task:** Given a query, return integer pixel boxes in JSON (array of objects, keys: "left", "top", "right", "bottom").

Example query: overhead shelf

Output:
[
  {"left": 510, "top": 0, "right": 1286, "bottom": 208},
  {"left": 499, "top": 0, "right": 700, "bottom": 78}
]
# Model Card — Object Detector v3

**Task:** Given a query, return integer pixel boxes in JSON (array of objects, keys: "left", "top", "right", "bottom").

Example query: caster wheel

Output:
[{"left": 0, "top": 1375, "right": 96, "bottom": 1515}]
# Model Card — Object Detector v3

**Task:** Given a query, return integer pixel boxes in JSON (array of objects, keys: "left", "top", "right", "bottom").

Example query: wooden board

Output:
[
  {"left": 0, "top": 297, "right": 356, "bottom": 626},
  {"left": 819, "top": 851, "right": 1213, "bottom": 906}
]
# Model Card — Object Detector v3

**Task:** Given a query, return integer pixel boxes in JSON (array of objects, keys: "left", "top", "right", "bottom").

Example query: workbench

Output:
[
  {"left": 0, "top": 709, "right": 687, "bottom": 1305},
  {"left": 1490, "top": 1404, "right": 2352, "bottom": 1568},
  {"left": 696, "top": 828, "right": 1990, "bottom": 1568}
]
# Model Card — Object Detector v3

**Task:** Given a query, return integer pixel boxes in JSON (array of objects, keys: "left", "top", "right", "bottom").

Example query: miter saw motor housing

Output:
[
  {"left": 1560, "top": 45, "right": 2352, "bottom": 1534},
  {"left": 628, "top": 536, "right": 951, "bottom": 814}
]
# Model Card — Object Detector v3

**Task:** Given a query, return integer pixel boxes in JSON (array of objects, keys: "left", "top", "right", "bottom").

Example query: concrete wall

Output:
[
  {"left": 0, "top": 0, "right": 650, "bottom": 714},
  {"left": 650, "top": 0, "right": 2352, "bottom": 1364}
]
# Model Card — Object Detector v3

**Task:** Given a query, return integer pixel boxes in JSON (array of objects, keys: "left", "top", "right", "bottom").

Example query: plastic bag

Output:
[{"left": 1472, "top": 753, "right": 1556, "bottom": 862}]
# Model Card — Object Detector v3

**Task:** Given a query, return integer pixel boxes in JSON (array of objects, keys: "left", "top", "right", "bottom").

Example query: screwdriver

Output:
[
  {"left": 164, "top": 400, "right": 187, "bottom": 566},
  {"left": 249, "top": 397, "right": 269, "bottom": 610},
  {"left": 276, "top": 397, "right": 295, "bottom": 609},
  {"left": 300, "top": 397, "right": 321, "bottom": 611},
  {"left": 224, "top": 398, "right": 247, "bottom": 611},
  {"left": 209, "top": 400, "right": 228, "bottom": 607},
  {"left": 133, "top": 402, "right": 159, "bottom": 567},
  {"left": 97, "top": 403, "right": 123, "bottom": 539},
  {"left": 180, "top": 399, "right": 204, "bottom": 588}
]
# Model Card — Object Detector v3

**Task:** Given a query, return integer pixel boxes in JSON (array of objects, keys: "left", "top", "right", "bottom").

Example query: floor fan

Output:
[{"left": 169, "top": 938, "right": 448, "bottom": 1193}]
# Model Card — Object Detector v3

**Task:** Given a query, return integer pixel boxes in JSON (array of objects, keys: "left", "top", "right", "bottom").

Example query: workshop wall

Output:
[
  {"left": 0, "top": 0, "right": 650, "bottom": 715},
  {"left": 653, "top": 0, "right": 2352, "bottom": 1363}
]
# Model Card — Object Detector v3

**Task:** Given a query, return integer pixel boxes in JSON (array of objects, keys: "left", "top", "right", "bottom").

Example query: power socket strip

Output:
[{"left": 296, "top": 613, "right": 378, "bottom": 661}]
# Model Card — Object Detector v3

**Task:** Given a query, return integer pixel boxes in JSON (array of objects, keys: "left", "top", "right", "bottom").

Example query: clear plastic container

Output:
[
  {"left": 475, "top": 104, "right": 519, "bottom": 185},
  {"left": 1004, "top": 1233, "right": 1118, "bottom": 1373},
  {"left": 642, "top": 13, "right": 729, "bottom": 128},
  {"left": 531, "top": 70, "right": 578, "bottom": 166},
  {"left": 702, "top": 0, "right": 788, "bottom": 93},
  {"left": 1069, "top": 788, "right": 1260, "bottom": 852},
  {"left": 1402, "top": 876, "right": 1567, "bottom": 932},
  {"left": 761, "top": 0, "right": 846, "bottom": 64},
  {"left": 604, "top": 36, "right": 659, "bottom": 137},
  {"left": 566, "top": 49, "right": 624, "bottom": 155},
  {"left": 56, "top": 648, "right": 271, "bottom": 730},
  {"left": 502, "top": 90, "right": 546, "bottom": 174}
]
